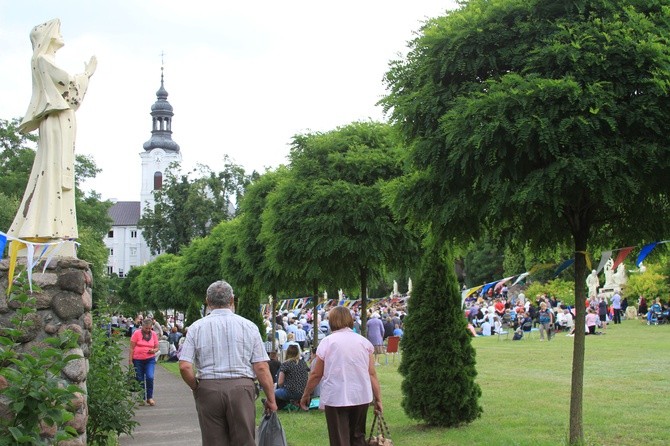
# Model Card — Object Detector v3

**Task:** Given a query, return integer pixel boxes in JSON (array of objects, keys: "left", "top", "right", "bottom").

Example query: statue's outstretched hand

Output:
[{"left": 85, "top": 56, "right": 97, "bottom": 77}]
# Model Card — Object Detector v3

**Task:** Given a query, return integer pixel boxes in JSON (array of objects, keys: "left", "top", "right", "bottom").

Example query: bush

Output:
[
  {"left": 0, "top": 279, "right": 80, "bottom": 445},
  {"left": 625, "top": 263, "right": 668, "bottom": 302},
  {"left": 86, "top": 315, "right": 139, "bottom": 445},
  {"left": 524, "top": 278, "right": 575, "bottom": 306}
]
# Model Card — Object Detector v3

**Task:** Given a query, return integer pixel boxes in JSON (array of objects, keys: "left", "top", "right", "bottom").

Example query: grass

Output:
[{"left": 162, "top": 319, "right": 670, "bottom": 445}]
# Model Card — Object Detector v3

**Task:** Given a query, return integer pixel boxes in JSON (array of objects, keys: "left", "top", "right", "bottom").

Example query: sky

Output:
[{"left": 0, "top": 0, "right": 459, "bottom": 202}]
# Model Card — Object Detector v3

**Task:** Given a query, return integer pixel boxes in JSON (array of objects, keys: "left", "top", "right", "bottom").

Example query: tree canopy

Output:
[
  {"left": 139, "top": 157, "right": 253, "bottom": 255},
  {"left": 381, "top": 0, "right": 670, "bottom": 442},
  {"left": 261, "top": 121, "right": 419, "bottom": 335}
]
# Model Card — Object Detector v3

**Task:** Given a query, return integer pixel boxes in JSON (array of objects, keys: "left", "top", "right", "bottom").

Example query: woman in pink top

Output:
[
  {"left": 300, "top": 306, "right": 383, "bottom": 446},
  {"left": 129, "top": 318, "right": 159, "bottom": 405}
]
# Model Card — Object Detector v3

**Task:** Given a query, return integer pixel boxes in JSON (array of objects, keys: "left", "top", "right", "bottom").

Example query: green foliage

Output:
[
  {"left": 116, "top": 266, "right": 144, "bottom": 316},
  {"left": 185, "top": 297, "right": 203, "bottom": 326},
  {"left": 625, "top": 263, "right": 668, "bottom": 301},
  {"left": 134, "top": 254, "right": 182, "bottom": 313},
  {"left": 86, "top": 315, "right": 138, "bottom": 445},
  {"left": 139, "top": 158, "right": 253, "bottom": 255},
  {"left": 0, "top": 279, "right": 81, "bottom": 445},
  {"left": 176, "top": 221, "right": 232, "bottom": 310},
  {"left": 262, "top": 122, "right": 419, "bottom": 335},
  {"left": 524, "top": 278, "right": 576, "bottom": 306},
  {"left": 399, "top": 238, "right": 482, "bottom": 426},
  {"left": 464, "top": 235, "right": 504, "bottom": 287},
  {"left": 76, "top": 226, "right": 112, "bottom": 308}
]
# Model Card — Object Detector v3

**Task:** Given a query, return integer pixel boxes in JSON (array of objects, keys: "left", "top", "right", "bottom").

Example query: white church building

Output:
[{"left": 104, "top": 70, "right": 181, "bottom": 277}]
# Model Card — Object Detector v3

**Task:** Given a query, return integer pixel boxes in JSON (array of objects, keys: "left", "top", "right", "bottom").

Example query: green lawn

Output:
[{"left": 163, "top": 319, "right": 670, "bottom": 445}]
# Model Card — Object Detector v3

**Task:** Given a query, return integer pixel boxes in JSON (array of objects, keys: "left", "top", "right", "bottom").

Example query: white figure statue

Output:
[
  {"left": 8, "top": 19, "right": 96, "bottom": 255},
  {"left": 603, "top": 258, "right": 616, "bottom": 289},
  {"left": 393, "top": 280, "right": 399, "bottom": 296},
  {"left": 408, "top": 278, "right": 412, "bottom": 295},
  {"left": 613, "top": 263, "right": 628, "bottom": 288},
  {"left": 586, "top": 270, "right": 600, "bottom": 298},
  {"left": 338, "top": 289, "right": 343, "bottom": 300}
]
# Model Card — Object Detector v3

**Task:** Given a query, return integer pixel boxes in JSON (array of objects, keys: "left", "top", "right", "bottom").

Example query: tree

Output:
[
  {"left": 175, "top": 221, "right": 232, "bottom": 311},
  {"left": 381, "top": 1, "right": 670, "bottom": 442},
  {"left": 262, "top": 122, "right": 418, "bottom": 338},
  {"left": 399, "top": 237, "right": 482, "bottom": 426},
  {"left": 135, "top": 254, "right": 181, "bottom": 314},
  {"left": 139, "top": 158, "right": 252, "bottom": 255}
]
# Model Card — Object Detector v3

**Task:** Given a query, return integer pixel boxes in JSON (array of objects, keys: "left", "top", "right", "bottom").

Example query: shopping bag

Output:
[
  {"left": 367, "top": 410, "right": 393, "bottom": 446},
  {"left": 256, "top": 411, "right": 288, "bottom": 446}
]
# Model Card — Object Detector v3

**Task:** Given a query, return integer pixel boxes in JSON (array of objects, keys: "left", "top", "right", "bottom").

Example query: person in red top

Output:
[
  {"left": 494, "top": 299, "right": 505, "bottom": 318},
  {"left": 129, "top": 318, "right": 159, "bottom": 406}
]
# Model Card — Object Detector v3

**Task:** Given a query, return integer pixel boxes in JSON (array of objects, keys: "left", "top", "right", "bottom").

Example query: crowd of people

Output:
[
  {"left": 120, "top": 290, "right": 406, "bottom": 445},
  {"left": 463, "top": 287, "right": 670, "bottom": 340}
]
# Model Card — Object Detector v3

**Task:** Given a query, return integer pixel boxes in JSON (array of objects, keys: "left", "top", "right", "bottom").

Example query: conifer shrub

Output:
[{"left": 399, "top": 239, "right": 482, "bottom": 426}]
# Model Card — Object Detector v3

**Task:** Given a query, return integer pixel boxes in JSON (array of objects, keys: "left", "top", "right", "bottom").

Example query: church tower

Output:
[{"left": 140, "top": 66, "right": 182, "bottom": 216}]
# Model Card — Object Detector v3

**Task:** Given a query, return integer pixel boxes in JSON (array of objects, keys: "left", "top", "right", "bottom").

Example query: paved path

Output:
[{"left": 119, "top": 362, "right": 202, "bottom": 445}]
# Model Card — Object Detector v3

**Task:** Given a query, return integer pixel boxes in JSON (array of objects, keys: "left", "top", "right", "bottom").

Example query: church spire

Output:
[{"left": 143, "top": 61, "right": 180, "bottom": 153}]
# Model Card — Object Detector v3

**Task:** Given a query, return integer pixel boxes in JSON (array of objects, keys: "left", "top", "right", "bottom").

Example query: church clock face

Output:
[{"left": 152, "top": 149, "right": 165, "bottom": 164}]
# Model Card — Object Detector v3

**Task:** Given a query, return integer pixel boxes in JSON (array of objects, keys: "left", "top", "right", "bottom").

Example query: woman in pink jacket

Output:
[
  {"left": 300, "top": 306, "right": 383, "bottom": 446},
  {"left": 129, "top": 318, "right": 159, "bottom": 405}
]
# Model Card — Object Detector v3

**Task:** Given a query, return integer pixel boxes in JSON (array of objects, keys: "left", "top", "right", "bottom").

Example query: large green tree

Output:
[
  {"left": 139, "top": 157, "right": 252, "bottom": 255},
  {"left": 262, "top": 121, "right": 418, "bottom": 338},
  {"left": 381, "top": 0, "right": 670, "bottom": 442}
]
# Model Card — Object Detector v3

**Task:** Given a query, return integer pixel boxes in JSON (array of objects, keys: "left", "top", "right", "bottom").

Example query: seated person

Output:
[
  {"left": 478, "top": 319, "right": 492, "bottom": 336},
  {"left": 268, "top": 351, "right": 281, "bottom": 384},
  {"left": 275, "top": 345, "right": 309, "bottom": 409},
  {"left": 520, "top": 313, "right": 533, "bottom": 332},
  {"left": 586, "top": 308, "right": 599, "bottom": 334},
  {"left": 282, "top": 333, "right": 302, "bottom": 355}
]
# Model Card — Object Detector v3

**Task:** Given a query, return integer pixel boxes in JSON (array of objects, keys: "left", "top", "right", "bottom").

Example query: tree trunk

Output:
[
  {"left": 569, "top": 227, "right": 588, "bottom": 444},
  {"left": 360, "top": 266, "right": 368, "bottom": 338},
  {"left": 312, "top": 280, "right": 320, "bottom": 350}
]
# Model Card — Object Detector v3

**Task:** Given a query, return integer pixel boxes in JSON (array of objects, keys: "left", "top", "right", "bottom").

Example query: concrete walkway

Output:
[{"left": 118, "top": 362, "right": 202, "bottom": 445}]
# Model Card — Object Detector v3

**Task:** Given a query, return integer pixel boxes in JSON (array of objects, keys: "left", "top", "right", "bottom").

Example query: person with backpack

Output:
[{"left": 538, "top": 302, "right": 554, "bottom": 341}]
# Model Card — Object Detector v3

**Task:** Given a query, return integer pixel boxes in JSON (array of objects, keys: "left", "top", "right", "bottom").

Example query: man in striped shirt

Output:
[{"left": 179, "top": 280, "right": 277, "bottom": 446}]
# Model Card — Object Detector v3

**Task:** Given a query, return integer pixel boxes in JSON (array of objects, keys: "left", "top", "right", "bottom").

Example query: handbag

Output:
[
  {"left": 367, "top": 410, "right": 393, "bottom": 446},
  {"left": 256, "top": 411, "right": 288, "bottom": 446}
]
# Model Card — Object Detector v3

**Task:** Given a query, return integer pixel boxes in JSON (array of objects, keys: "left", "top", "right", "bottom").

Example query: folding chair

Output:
[{"left": 385, "top": 336, "right": 400, "bottom": 364}]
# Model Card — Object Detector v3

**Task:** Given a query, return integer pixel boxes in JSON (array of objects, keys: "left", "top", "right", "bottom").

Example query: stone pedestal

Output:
[{"left": 0, "top": 257, "right": 92, "bottom": 445}]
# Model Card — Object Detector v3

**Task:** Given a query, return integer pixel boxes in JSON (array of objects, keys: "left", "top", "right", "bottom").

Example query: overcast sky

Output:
[{"left": 0, "top": 0, "right": 458, "bottom": 201}]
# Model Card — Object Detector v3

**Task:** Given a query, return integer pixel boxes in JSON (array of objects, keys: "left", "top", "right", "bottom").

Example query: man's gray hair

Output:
[{"left": 207, "top": 280, "right": 234, "bottom": 308}]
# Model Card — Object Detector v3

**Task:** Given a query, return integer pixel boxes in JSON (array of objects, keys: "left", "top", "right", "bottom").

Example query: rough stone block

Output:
[
  {"left": 52, "top": 291, "right": 85, "bottom": 321},
  {"left": 62, "top": 349, "right": 87, "bottom": 383},
  {"left": 56, "top": 259, "right": 90, "bottom": 270},
  {"left": 57, "top": 271, "right": 86, "bottom": 294},
  {"left": 82, "top": 289, "right": 92, "bottom": 311},
  {"left": 33, "top": 272, "right": 58, "bottom": 288},
  {"left": 35, "top": 291, "right": 54, "bottom": 309}
]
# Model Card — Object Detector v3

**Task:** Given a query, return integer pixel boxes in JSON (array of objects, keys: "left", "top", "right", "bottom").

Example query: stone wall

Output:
[{"left": 0, "top": 257, "right": 92, "bottom": 445}]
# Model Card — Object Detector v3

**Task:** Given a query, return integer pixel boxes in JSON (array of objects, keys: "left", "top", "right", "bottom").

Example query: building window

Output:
[
  {"left": 109, "top": 248, "right": 113, "bottom": 256},
  {"left": 119, "top": 269, "right": 124, "bottom": 278},
  {"left": 107, "top": 266, "right": 113, "bottom": 275},
  {"left": 130, "top": 247, "right": 137, "bottom": 257},
  {"left": 131, "top": 230, "right": 138, "bottom": 238},
  {"left": 154, "top": 171, "right": 163, "bottom": 190},
  {"left": 108, "top": 230, "right": 114, "bottom": 238}
]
